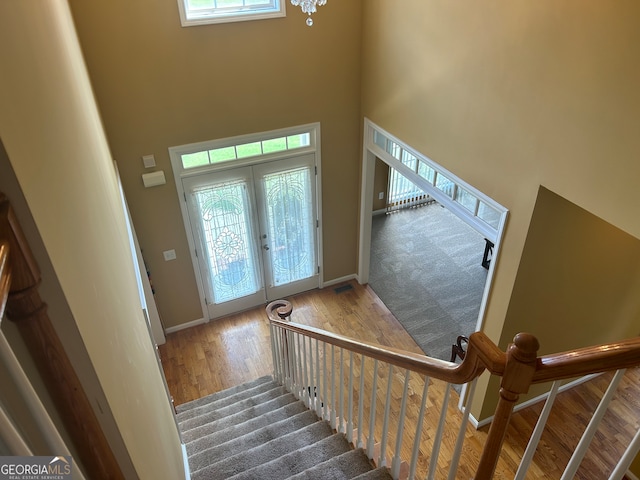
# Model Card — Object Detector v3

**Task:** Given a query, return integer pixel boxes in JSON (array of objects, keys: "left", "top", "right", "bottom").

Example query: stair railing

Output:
[{"left": 266, "top": 299, "right": 640, "bottom": 480}]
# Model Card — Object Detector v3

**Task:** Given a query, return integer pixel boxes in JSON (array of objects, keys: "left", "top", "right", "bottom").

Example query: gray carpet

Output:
[
  {"left": 178, "top": 376, "right": 392, "bottom": 480},
  {"left": 369, "top": 203, "right": 488, "bottom": 361}
]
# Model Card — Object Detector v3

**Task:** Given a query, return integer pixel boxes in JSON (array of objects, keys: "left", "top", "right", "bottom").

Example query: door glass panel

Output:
[
  {"left": 263, "top": 167, "right": 315, "bottom": 286},
  {"left": 191, "top": 180, "right": 260, "bottom": 304}
]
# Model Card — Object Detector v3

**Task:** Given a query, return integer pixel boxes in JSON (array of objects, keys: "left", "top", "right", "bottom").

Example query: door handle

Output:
[{"left": 263, "top": 244, "right": 270, "bottom": 251}]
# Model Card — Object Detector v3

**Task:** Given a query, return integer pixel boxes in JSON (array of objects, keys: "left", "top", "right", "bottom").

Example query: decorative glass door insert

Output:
[
  {"left": 183, "top": 154, "right": 318, "bottom": 319},
  {"left": 191, "top": 179, "right": 261, "bottom": 304}
]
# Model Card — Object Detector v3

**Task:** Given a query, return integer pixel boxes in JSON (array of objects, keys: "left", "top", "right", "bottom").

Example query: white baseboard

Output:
[
  {"left": 321, "top": 274, "right": 357, "bottom": 288},
  {"left": 181, "top": 443, "right": 191, "bottom": 480},
  {"left": 469, "top": 373, "right": 603, "bottom": 430},
  {"left": 165, "top": 317, "right": 207, "bottom": 334}
]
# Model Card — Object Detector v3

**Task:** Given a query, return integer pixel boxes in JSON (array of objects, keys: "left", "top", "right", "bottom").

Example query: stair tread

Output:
[
  {"left": 185, "top": 400, "right": 310, "bottom": 453},
  {"left": 351, "top": 467, "right": 394, "bottom": 480},
  {"left": 179, "top": 385, "right": 289, "bottom": 432},
  {"left": 225, "top": 432, "right": 353, "bottom": 480},
  {"left": 287, "top": 448, "right": 379, "bottom": 480},
  {"left": 177, "top": 377, "right": 279, "bottom": 421},
  {"left": 191, "top": 420, "right": 336, "bottom": 480},
  {"left": 176, "top": 375, "right": 273, "bottom": 413},
  {"left": 181, "top": 392, "right": 298, "bottom": 443},
  {"left": 187, "top": 409, "right": 320, "bottom": 472}
]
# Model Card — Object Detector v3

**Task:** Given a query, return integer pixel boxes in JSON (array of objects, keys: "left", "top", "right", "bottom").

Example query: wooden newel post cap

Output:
[{"left": 511, "top": 333, "right": 540, "bottom": 362}]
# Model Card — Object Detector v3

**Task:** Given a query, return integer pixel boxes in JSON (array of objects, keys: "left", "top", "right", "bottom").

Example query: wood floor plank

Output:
[{"left": 158, "top": 281, "right": 639, "bottom": 479}]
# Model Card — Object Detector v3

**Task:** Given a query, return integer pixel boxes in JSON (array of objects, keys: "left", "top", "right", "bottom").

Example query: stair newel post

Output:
[{"left": 475, "top": 333, "right": 540, "bottom": 480}]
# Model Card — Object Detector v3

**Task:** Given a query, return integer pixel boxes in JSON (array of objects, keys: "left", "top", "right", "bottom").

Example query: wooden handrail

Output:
[
  {"left": 267, "top": 299, "right": 640, "bottom": 389},
  {"left": 267, "top": 298, "right": 640, "bottom": 479},
  {"left": 267, "top": 300, "right": 505, "bottom": 384},
  {"left": 533, "top": 337, "right": 640, "bottom": 383}
]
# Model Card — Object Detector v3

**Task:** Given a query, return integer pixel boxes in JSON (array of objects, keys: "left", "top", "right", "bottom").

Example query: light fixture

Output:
[{"left": 291, "top": 0, "right": 327, "bottom": 26}]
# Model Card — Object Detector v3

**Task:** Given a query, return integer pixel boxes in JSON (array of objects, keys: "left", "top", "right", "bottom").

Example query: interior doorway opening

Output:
[{"left": 358, "top": 119, "right": 508, "bottom": 339}]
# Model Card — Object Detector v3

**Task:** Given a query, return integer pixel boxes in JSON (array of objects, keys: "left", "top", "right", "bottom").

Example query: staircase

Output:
[{"left": 178, "top": 375, "right": 393, "bottom": 480}]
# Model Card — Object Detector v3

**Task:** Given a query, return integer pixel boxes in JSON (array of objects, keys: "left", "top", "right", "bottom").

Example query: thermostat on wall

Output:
[{"left": 142, "top": 170, "right": 166, "bottom": 188}]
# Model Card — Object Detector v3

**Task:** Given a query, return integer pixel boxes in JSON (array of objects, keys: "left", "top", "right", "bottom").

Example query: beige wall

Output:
[
  {"left": 361, "top": 0, "right": 640, "bottom": 418},
  {"left": 0, "top": 2, "right": 184, "bottom": 478},
  {"left": 67, "top": 0, "right": 364, "bottom": 328},
  {"left": 481, "top": 186, "right": 640, "bottom": 417}
]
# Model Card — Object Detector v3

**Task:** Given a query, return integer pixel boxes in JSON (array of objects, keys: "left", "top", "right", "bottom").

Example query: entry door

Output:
[{"left": 182, "top": 154, "right": 318, "bottom": 319}]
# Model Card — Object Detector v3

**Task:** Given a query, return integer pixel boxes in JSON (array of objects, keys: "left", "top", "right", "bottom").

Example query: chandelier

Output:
[{"left": 291, "top": 0, "right": 327, "bottom": 26}]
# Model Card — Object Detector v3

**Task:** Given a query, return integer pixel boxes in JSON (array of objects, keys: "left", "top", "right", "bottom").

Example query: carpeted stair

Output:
[{"left": 177, "top": 376, "right": 393, "bottom": 480}]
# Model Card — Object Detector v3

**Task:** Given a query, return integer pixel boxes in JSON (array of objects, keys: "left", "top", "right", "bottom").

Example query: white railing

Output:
[{"left": 267, "top": 299, "right": 640, "bottom": 480}]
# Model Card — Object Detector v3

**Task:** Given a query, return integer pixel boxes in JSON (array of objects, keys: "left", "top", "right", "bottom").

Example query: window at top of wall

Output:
[{"left": 177, "top": 0, "right": 285, "bottom": 27}]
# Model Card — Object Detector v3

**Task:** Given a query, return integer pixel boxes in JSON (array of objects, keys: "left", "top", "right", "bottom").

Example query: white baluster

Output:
[
  {"left": 409, "top": 377, "right": 431, "bottom": 480},
  {"left": 514, "top": 380, "right": 560, "bottom": 480},
  {"left": 302, "top": 334, "right": 309, "bottom": 406},
  {"left": 323, "top": 342, "right": 329, "bottom": 421},
  {"left": 561, "top": 369, "right": 626, "bottom": 480},
  {"left": 447, "top": 378, "right": 478, "bottom": 480},
  {"left": 347, "top": 351, "right": 355, "bottom": 443},
  {"left": 315, "top": 338, "right": 322, "bottom": 417},
  {"left": 357, "top": 354, "right": 366, "bottom": 449},
  {"left": 367, "top": 359, "right": 379, "bottom": 459},
  {"left": 296, "top": 334, "right": 305, "bottom": 401},
  {"left": 331, "top": 345, "right": 337, "bottom": 429},
  {"left": 609, "top": 425, "right": 640, "bottom": 480},
  {"left": 269, "top": 324, "right": 277, "bottom": 381},
  {"left": 392, "top": 369, "right": 411, "bottom": 479},
  {"left": 378, "top": 364, "right": 394, "bottom": 467},
  {"left": 427, "top": 382, "right": 452, "bottom": 480}
]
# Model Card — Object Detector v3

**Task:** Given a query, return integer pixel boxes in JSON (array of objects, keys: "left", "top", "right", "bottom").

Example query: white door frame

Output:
[{"left": 169, "top": 123, "right": 323, "bottom": 322}]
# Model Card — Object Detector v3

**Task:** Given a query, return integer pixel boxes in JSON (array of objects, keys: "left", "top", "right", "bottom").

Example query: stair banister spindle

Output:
[
  {"left": 357, "top": 354, "right": 366, "bottom": 449},
  {"left": 367, "top": 359, "right": 379, "bottom": 459},
  {"left": 514, "top": 380, "right": 561, "bottom": 480},
  {"left": 391, "top": 369, "right": 411, "bottom": 479},
  {"left": 323, "top": 341, "right": 329, "bottom": 421},
  {"left": 315, "top": 338, "right": 322, "bottom": 417},
  {"left": 609, "top": 425, "right": 640, "bottom": 480},
  {"left": 270, "top": 324, "right": 278, "bottom": 382},
  {"left": 347, "top": 350, "right": 355, "bottom": 443},
  {"left": 331, "top": 344, "right": 337, "bottom": 429},
  {"left": 285, "top": 330, "right": 293, "bottom": 390},
  {"left": 291, "top": 331, "right": 299, "bottom": 393},
  {"left": 301, "top": 336, "right": 311, "bottom": 407},
  {"left": 561, "top": 368, "right": 626, "bottom": 480},
  {"left": 339, "top": 348, "right": 345, "bottom": 433},
  {"left": 379, "top": 364, "right": 394, "bottom": 467},
  {"left": 409, "top": 376, "right": 430, "bottom": 480},
  {"left": 476, "top": 333, "right": 539, "bottom": 480},
  {"left": 427, "top": 383, "right": 452, "bottom": 480},
  {"left": 447, "top": 377, "right": 478, "bottom": 480},
  {"left": 391, "top": 369, "right": 411, "bottom": 480},
  {"left": 295, "top": 333, "right": 303, "bottom": 398},
  {"left": 305, "top": 337, "right": 316, "bottom": 410}
]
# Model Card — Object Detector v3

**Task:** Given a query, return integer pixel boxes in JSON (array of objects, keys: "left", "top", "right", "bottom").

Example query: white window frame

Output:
[{"left": 177, "top": 0, "right": 286, "bottom": 27}]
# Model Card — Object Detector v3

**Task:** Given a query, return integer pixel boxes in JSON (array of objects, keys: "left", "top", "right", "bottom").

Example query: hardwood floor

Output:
[{"left": 158, "top": 280, "right": 640, "bottom": 479}]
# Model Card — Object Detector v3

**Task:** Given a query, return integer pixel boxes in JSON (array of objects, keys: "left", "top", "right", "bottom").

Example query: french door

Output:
[{"left": 182, "top": 154, "right": 318, "bottom": 319}]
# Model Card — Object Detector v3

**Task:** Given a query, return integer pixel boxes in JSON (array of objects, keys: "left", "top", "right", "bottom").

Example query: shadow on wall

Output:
[{"left": 502, "top": 186, "right": 640, "bottom": 353}]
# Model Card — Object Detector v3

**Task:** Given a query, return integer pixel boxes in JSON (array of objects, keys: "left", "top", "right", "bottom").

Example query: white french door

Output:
[{"left": 182, "top": 154, "right": 318, "bottom": 319}]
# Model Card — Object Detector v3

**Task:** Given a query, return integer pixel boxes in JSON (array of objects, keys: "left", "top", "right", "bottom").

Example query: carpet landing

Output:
[{"left": 177, "top": 376, "right": 392, "bottom": 480}]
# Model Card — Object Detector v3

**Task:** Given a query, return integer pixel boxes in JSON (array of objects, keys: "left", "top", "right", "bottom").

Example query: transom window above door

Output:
[
  {"left": 172, "top": 124, "right": 318, "bottom": 174},
  {"left": 177, "top": 0, "right": 286, "bottom": 27}
]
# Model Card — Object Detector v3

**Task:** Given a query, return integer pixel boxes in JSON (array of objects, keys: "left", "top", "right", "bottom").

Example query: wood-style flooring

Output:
[{"left": 159, "top": 280, "right": 639, "bottom": 479}]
